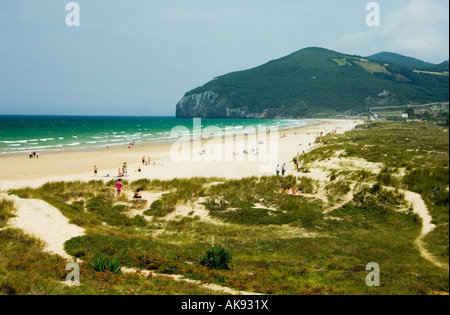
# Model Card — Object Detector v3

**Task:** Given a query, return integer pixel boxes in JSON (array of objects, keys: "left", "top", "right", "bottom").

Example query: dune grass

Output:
[
  {"left": 303, "top": 121, "right": 449, "bottom": 267},
  {"left": 0, "top": 198, "right": 15, "bottom": 228},
  {"left": 2, "top": 121, "right": 448, "bottom": 295},
  {"left": 0, "top": 227, "right": 226, "bottom": 295}
]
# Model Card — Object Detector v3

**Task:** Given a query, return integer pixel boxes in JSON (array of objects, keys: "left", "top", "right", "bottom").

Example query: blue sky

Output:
[{"left": 0, "top": 0, "right": 448, "bottom": 116}]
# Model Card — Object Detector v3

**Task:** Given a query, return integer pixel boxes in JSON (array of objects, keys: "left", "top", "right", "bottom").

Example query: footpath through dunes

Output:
[
  {"left": 0, "top": 192, "right": 262, "bottom": 295},
  {"left": 0, "top": 193, "right": 85, "bottom": 260},
  {"left": 399, "top": 189, "right": 448, "bottom": 270},
  {"left": 121, "top": 268, "right": 261, "bottom": 296},
  {"left": 295, "top": 155, "right": 448, "bottom": 271}
]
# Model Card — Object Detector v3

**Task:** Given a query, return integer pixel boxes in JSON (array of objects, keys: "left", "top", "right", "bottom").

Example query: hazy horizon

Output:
[{"left": 1, "top": 0, "right": 448, "bottom": 116}]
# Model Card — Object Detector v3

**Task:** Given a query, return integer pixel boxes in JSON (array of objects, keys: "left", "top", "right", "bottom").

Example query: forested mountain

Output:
[{"left": 176, "top": 47, "right": 449, "bottom": 118}]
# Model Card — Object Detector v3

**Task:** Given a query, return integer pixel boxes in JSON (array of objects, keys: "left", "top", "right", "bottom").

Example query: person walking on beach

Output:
[
  {"left": 115, "top": 179, "right": 123, "bottom": 197},
  {"left": 29, "top": 152, "right": 33, "bottom": 159},
  {"left": 94, "top": 165, "right": 98, "bottom": 177},
  {"left": 142, "top": 156, "right": 146, "bottom": 166},
  {"left": 276, "top": 164, "right": 280, "bottom": 176},
  {"left": 282, "top": 163, "right": 286, "bottom": 176},
  {"left": 36, "top": 152, "right": 39, "bottom": 159}
]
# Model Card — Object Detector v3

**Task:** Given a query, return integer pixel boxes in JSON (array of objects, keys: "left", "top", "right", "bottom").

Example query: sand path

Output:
[
  {"left": 296, "top": 150, "right": 446, "bottom": 270},
  {"left": 122, "top": 268, "right": 261, "bottom": 295},
  {"left": 1, "top": 192, "right": 261, "bottom": 294},
  {"left": 400, "top": 189, "right": 447, "bottom": 270},
  {"left": 1, "top": 193, "right": 85, "bottom": 260}
]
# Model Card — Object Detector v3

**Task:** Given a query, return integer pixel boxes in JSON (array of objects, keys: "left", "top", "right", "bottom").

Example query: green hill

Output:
[
  {"left": 367, "top": 52, "right": 449, "bottom": 72},
  {"left": 434, "top": 61, "right": 450, "bottom": 72},
  {"left": 176, "top": 47, "right": 449, "bottom": 118},
  {"left": 367, "top": 52, "right": 436, "bottom": 70}
]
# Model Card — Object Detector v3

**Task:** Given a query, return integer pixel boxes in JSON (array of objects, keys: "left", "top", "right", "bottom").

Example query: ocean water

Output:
[{"left": 0, "top": 116, "right": 313, "bottom": 156}]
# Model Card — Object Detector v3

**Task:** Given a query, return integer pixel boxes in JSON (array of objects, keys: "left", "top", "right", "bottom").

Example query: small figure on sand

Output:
[
  {"left": 276, "top": 164, "right": 280, "bottom": 176},
  {"left": 133, "top": 189, "right": 142, "bottom": 199},
  {"left": 115, "top": 179, "right": 122, "bottom": 197},
  {"left": 282, "top": 163, "right": 286, "bottom": 176},
  {"left": 142, "top": 156, "right": 146, "bottom": 165},
  {"left": 94, "top": 165, "right": 98, "bottom": 177},
  {"left": 284, "top": 186, "right": 302, "bottom": 196}
]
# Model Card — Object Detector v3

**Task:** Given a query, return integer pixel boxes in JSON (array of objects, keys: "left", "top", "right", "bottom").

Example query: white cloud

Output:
[{"left": 340, "top": 0, "right": 449, "bottom": 62}]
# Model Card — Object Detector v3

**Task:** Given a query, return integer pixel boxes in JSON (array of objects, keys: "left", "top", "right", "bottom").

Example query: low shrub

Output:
[
  {"left": 200, "top": 245, "right": 233, "bottom": 270},
  {"left": 91, "top": 257, "right": 122, "bottom": 274}
]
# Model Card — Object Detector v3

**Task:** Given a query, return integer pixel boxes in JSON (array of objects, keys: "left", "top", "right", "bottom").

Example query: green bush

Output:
[
  {"left": 91, "top": 257, "right": 122, "bottom": 274},
  {"left": 200, "top": 246, "right": 233, "bottom": 270}
]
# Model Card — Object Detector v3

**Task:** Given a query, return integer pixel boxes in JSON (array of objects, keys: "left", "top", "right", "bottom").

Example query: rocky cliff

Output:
[{"left": 176, "top": 91, "right": 282, "bottom": 119}]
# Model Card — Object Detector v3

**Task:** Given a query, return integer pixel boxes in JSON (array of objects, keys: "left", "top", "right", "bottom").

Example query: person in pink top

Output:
[{"left": 115, "top": 179, "right": 123, "bottom": 197}]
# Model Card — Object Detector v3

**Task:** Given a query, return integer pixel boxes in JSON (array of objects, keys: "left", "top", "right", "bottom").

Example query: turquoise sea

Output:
[{"left": 0, "top": 116, "right": 314, "bottom": 156}]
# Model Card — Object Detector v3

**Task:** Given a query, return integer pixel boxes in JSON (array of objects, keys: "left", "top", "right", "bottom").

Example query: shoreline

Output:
[
  {"left": 0, "top": 118, "right": 319, "bottom": 158},
  {"left": 0, "top": 119, "right": 362, "bottom": 191}
]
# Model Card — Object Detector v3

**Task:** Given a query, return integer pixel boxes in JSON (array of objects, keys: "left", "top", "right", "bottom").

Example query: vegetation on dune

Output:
[
  {"left": 200, "top": 245, "right": 233, "bottom": 271},
  {"left": 1, "top": 121, "right": 448, "bottom": 295},
  {"left": 301, "top": 121, "right": 449, "bottom": 266},
  {"left": 0, "top": 198, "right": 15, "bottom": 228}
]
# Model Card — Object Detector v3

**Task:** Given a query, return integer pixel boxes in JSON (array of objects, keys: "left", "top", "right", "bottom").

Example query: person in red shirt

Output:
[{"left": 115, "top": 179, "right": 123, "bottom": 197}]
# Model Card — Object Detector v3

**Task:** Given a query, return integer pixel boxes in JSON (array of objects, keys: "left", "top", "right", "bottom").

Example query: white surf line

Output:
[{"left": 1, "top": 193, "right": 85, "bottom": 260}]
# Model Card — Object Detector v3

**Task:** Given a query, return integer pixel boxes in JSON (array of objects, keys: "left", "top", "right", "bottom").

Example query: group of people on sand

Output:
[
  {"left": 94, "top": 155, "right": 159, "bottom": 178},
  {"left": 29, "top": 151, "right": 40, "bottom": 159},
  {"left": 284, "top": 186, "right": 302, "bottom": 196},
  {"left": 142, "top": 156, "right": 151, "bottom": 166},
  {"left": 118, "top": 162, "right": 128, "bottom": 177},
  {"left": 276, "top": 163, "right": 287, "bottom": 176}
]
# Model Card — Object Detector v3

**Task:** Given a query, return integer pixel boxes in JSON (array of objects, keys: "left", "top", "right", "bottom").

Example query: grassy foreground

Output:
[{"left": 1, "top": 121, "right": 448, "bottom": 295}]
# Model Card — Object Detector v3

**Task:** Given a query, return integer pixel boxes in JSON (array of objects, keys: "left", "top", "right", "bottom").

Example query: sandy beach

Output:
[{"left": 0, "top": 119, "right": 361, "bottom": 191}]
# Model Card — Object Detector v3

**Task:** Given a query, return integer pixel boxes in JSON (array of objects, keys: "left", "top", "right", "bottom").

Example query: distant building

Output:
[
  {"left": 386, "top": 113, "right": 409, "bottom": 119},
  {"left": 443, "top": 102, "right": 449, "bottom": 110}
]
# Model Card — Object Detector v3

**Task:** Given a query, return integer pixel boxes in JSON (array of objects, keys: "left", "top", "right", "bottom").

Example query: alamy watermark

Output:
[
  {"left": 66, "top": 262, "right": 80, "bottom": 287},
  {"left": 65, "top": 2, "right": 379, "bottom": 28},
  {"left": 366, "top": 262, "right": 381, "bottom": 287},
  {"left": 169, "top": 118, "right": 279, "bottom": 173},
  {"left": 366, "top": 2, "right": 381, "bottom": 27},
  {"left": 66, "top": 2, "right": 80, "bottom": 27}
]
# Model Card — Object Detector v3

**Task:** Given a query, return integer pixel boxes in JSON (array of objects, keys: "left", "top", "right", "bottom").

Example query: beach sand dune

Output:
[{"left": 1, "top": 193, "right": 85, "bottom": 259}]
